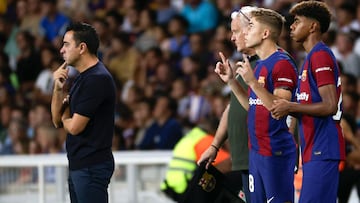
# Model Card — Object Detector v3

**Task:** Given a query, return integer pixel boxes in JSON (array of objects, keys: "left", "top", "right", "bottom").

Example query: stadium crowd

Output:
[{"left": 0, "top": 0, "right": 360, "bottom": 199}]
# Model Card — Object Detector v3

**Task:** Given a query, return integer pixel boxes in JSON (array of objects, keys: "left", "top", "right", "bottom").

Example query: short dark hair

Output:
[
  {"left": 289, "top": 1, "right": 331, "bottom": 33},
  {"left": 66, "top": 22, "right": 99, "bottom": 55}
]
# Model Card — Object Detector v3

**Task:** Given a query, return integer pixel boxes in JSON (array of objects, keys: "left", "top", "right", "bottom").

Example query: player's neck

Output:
[
  {"left": 255, "top": 41, "right": 278, "bottom": 60},
  {"left": 303, "top": 33, "right": 323, "bottom": 53}
]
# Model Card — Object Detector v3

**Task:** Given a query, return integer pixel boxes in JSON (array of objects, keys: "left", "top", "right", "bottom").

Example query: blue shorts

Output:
[
  {"left": 299, "top": 160, "right": 339, "bottom": 203},
  {"left": 249, "top": 150, "right": 296, "bottom": 203}
]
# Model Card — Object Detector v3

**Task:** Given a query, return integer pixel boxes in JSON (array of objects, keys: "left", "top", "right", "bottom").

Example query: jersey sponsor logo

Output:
[
  {"left": 278, "top": 77, "right": 293, "bottom": 83},
  {"left": 296, "top": 92, "right": 309, "bottom": 101},
  {"left": 249, "top": 97, "right": 263, "bottom": 106},
  {"left": 301, "top": 70, "right": 307, "bottom": 81},
  {"left": 315, "top": 66, "right": 331, "bottom": 73}
]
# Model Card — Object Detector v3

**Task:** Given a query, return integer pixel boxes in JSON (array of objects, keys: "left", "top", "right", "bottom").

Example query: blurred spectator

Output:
[
  {"left": 91, "top": 17, "right": 111, "bottom": 61},
  {"left": 39, "top": 0, "right": 70, "bottom": 48},
  {"left": 153, "top": 0, "right": 178, "bottom": 25},
  {"left": 134, "top": 8, "right": 159, "bottom": 53},
  {"left": 27, "top": 102, "right": 51, "bottom": 139},
  {"left": 33, "top": 45, "right": 60, "bottom": 103},
  {"left": 152, "top": 62, "right": 175, "bottom": 94},
  {"left": 17, "top": 0, "right": 41, "bottom": 36},
  {"left": 0, "top": 51, "right": 17, "bottom": 94},
  {"left": 15, "top": 30, "right": 43, "bottom": 99},
  {"left": 188, "top": 32, "right": 213, "bottom": 71},
  {"left": 113, "top": 102, "right": 136, "bottom": 150},
  {"left": 138, "top": 94, "right": 183, "bottom": 150},
  {"left": 170, "top": 78, "right": 190, "bottom": 119},
  {"left": 215, "top": 0, "right": 238, "bottom": 25},
  {"left": 104, "top": 32, "right": 139, "bottom": 85},
  {"left": 2, "top": 15, "right": 20, "bottom": 70},
  {"left": 335, "top": 31, "right": 360, "bottom": 77},
  {"left": 0, "top": 118, "right": 29, "bottom": 155},
  {"left": 34, "top": 123, "right": 63, "bottom": 153},
  {"left": 121, "top": 5, "right": 142, "bottom": 34},
  {"left": 134, "top": 47, "right": 164, "bottom": 89},
  {"left": 133, "top": 98, "right": 155, "bottom": 147},
  {"left": 167, "top": 15, "right": 191, "bottom": 72},
  {"left": 57, "top": 0, "right": 90, "bottom": 21},
  {"left": 154, "top": 23, "right": 171, "bottom": 56},
  {"left": 335, "top": 1, "right": 357, "bottom": 33},
  {"left": 87, "top": 0, "right": 105, "bottom": 16},
  {"left": 180, "top": 55, "right": 207, "bottom": 91},
  {"left": 121, "top": 83, "right": 144, "bottom": 111},
  {"left": 104, "top": 9, "right": 124, "bottom": 40},
  {"left": 180, "top": 0, "right": 219, "bottom": 33},
  {"left": 341, "top": 72, "right": 358, "bottom": 94}
]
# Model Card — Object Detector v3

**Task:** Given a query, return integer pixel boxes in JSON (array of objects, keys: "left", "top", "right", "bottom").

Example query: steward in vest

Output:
[{"left": 161, "top": 126, "right": 231, "bottom": 202}]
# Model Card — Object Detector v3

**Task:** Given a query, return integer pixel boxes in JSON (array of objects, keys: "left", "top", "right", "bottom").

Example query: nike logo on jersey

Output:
[{"left": 267, "top": 196, "right": 275, "bottom": 203}]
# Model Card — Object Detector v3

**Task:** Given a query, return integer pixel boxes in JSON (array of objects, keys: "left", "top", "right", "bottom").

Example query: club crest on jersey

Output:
[
  {"left": 301, "top": 70, "right": 307, "bottom": 81},
  {"left": 258, "top": 76, "right": 265, "bottom": 87},
  {"left": 198, "top": 171, "right": 216, "bottom": 192}
]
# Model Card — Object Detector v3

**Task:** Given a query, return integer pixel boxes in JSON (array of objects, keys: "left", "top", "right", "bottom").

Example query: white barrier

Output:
[{"left": 0, "top": 151, "right": 173, "bottom": 203}]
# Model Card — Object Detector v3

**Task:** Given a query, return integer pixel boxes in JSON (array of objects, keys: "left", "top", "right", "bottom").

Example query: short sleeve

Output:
[
  {"left": 310, "top": 51, "right": 336, "bottom": 87},
  {"left": 272, "top": 60, "right": 297, "bottom": 91}
]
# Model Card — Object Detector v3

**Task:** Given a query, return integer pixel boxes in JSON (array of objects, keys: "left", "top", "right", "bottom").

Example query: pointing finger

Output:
[
  {"left": 60, "top": 61, "right": 67, "bottom": 69},
  {"left": 219, "top": 52, "right": 226, "bottom": 64}
]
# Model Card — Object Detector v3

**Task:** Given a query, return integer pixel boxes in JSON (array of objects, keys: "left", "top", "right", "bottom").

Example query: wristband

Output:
[{"left": 211, "top": 144, "right": 219, "bottom": 151}]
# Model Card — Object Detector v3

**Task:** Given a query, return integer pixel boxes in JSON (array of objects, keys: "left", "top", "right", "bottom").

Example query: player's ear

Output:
[
  {"left": 309, "top": 21, "right": 318, "bottom": 33},
  {"left": 263, "top": 28, "right": 270, "bottom": 40},
  {"left": 79, "top": 42, "right": 87, "bottom": 54}
]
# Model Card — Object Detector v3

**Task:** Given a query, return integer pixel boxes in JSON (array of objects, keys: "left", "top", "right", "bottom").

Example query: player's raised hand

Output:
[
  {"left": 53, "top": 62, "right": 69, "bottom": 90},
  {"left": 214, "top": 52, "right": 234, "bottom": 83},
  {"left": 236, "top": 54, "right": 257, "bottom": 86}
]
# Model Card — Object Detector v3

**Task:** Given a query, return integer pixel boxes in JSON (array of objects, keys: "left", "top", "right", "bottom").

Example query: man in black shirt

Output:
[{"left": 51, "top": 22, "right": 116, "bottom": 203}]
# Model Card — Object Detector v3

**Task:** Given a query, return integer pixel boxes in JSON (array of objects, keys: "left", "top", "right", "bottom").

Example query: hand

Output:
[
  {"left": 53, "top": 62, "right": 68, "bottom": 91},
  {"left": 197, "top": 146, "right": 218, "bottom": 169},
  {"left": 271, "top": 99, "right": 290, "bottom": 119},
  {"left": 214, "top": 52, "right": 234, "bottom": 83},
  {"left": 236, "top": 54, "right": 257, "bottom": 86}
]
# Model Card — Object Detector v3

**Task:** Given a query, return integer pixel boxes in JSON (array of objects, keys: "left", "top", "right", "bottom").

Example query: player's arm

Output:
[
  {"left": 237, "top": 58, "right": 295, "bottom": 110},
  {"left": 198, "top": 104, "right": 229, "bottom": 168},
  {"left": 283, "top": 84, "right": 338, "bottom": 117}
]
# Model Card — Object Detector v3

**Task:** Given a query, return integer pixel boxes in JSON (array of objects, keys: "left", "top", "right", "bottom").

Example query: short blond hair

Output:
[{"left": 250, "top": 8, "right": 285, "bottom": 41}]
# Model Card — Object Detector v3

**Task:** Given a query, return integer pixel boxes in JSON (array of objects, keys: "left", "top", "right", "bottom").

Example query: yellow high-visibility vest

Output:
[{"left": 161, "top": 127, "right": 207, "bottom": 194}]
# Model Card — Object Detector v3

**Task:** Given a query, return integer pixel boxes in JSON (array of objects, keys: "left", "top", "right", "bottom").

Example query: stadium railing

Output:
[{"left": 0, "top": 151, "right": 173, "bottom": 203}]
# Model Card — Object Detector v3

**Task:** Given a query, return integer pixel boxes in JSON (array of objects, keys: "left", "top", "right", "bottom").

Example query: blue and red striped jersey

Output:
[
  {"left": 296, "top": 42, "right": 345, "bottom": 163},
  {"left": 248, "top": 51, "right": 298, "bottom": 156}
]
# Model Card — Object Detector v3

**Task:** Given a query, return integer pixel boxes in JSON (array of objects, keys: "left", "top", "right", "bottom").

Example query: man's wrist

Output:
[
  {"left": 211, "top": 144, "right": 219, "bottom": 151},
  {"left": 248, "top": 80, "right": 258, "bottom": 89}
]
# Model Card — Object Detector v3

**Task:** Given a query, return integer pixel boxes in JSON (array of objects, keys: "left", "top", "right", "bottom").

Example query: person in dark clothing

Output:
[{"left": 51, "top": 22, "right": 116, "bottom": 203}]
